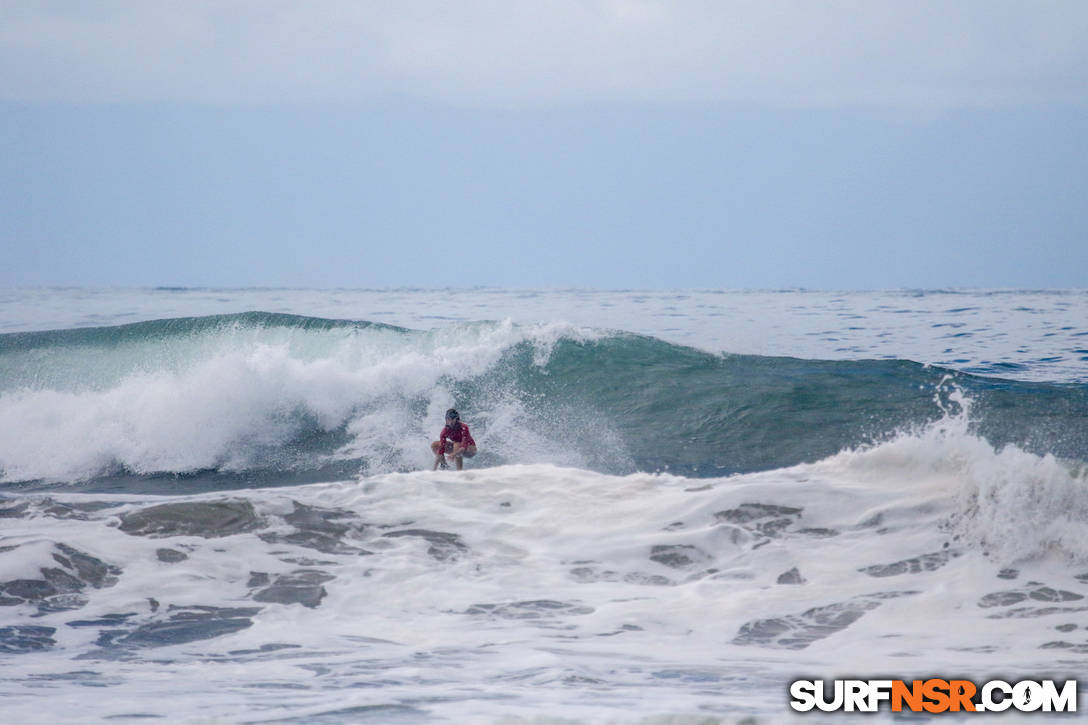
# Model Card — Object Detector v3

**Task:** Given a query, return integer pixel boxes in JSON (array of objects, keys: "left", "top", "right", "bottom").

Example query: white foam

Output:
[
  {"left": 2, "top": 451, "right": 1085, "bottom": 721},
  {"left": 0, "top": 319, "right": 607, "bottom": 482},
  {"left": 820, "top": 387, "right": 1088, "bottom": 564}
]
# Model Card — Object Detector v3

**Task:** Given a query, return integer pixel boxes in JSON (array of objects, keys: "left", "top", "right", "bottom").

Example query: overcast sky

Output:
[{"left": 3, "top": 1, "right": 1087, "bottom": 288}]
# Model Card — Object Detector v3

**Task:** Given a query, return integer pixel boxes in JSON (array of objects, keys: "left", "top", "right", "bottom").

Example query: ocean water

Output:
[{"left": 0, "top": 287, "right": 1086, "bottom": 723}]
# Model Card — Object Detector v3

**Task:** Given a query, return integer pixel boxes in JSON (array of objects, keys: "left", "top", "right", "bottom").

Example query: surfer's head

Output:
[{"left": 445, "top": 408, "right": 461, "bottom": 426}]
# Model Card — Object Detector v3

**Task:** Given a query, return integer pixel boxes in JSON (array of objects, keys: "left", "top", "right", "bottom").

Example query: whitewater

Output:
[{"left": 1, "top": 288, "right": 1086, "bottom": 724}]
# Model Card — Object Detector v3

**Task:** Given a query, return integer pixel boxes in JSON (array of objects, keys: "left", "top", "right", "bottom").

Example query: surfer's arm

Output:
[{"left": 433, "top": 427, "right": 450, "bottom": 458}]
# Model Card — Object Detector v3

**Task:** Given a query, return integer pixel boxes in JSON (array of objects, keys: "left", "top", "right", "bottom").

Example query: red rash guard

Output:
[{"left": 439, "top": 422, "right": 475, "bottom": 453}]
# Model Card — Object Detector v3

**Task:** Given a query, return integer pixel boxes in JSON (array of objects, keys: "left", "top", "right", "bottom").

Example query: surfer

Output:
[{"left": 431, "top": 408, "right": 477, "bottom": 470}]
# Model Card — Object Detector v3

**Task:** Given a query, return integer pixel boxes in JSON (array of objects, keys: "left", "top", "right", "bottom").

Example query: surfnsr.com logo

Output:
[{"left": 789, "top": 679, "right": 1078, "bottom": 713}]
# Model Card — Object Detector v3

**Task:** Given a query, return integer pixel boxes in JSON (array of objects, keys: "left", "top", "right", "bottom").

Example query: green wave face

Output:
[
  {"left": 487, "top": 334, "right": 1088, "bottom": 475},
  {"left": 0, "top": 314, "right": 1085, "bottom": 488}
]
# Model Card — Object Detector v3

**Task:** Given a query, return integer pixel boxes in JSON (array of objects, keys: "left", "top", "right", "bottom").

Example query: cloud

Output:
[{"left": 2, "top": 0, "right": 1087, "bottom": 109}]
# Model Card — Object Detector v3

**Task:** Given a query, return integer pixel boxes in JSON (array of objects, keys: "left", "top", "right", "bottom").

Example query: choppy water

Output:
[{"left": 1, "top": 288, "right": 1086, "bottom": 723}]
